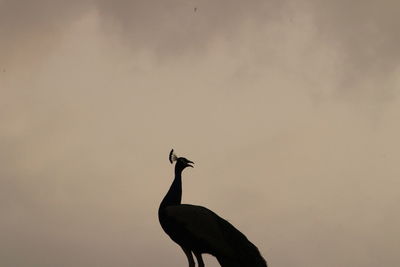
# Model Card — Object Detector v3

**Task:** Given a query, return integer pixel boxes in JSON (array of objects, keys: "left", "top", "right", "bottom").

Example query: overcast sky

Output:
[{"left": 1, "top": 1, "right": 400, "bottom": 266}]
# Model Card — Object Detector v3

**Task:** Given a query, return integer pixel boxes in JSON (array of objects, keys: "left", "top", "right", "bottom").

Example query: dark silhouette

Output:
[{"left": 158, "top": 149, "right": 267, "bottom": 267}]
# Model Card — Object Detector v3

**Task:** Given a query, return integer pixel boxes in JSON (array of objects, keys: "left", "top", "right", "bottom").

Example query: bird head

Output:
[{"left": 169, "top": 149, "right": 194, "bottom": 172}]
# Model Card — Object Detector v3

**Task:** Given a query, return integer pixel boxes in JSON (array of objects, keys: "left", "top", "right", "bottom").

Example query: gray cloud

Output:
[
  {"left": 92, "top": 0, "right": 400, "bottom": 106},
  {"left": 0, "top": 0, "right": 91, "bottom": 65},
  {"left": 94, "top": 0, "right": 285, "bottom": 56},
  {"left": 1, "top": 1, "right": 400, "bottom": 267},
  {"left": 2, "top": 1, "right": 399, "bottom": 88},
  {"left": 308, "top": 0, "right": 400, "bottom": 100}
]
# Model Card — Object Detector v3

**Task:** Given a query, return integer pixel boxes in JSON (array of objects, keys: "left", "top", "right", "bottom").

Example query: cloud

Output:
[
  {"left": 1, "top": 1, "right": 400, "bottom": 267},
  {"left": 307, "top": 0, "right": 400, "bottom": 101},
  {"left": 94, "top": 0, "right": 285, "bottom": 56},
  {"left": 0, "top": 0, "right": 91, "bottom": 65}
]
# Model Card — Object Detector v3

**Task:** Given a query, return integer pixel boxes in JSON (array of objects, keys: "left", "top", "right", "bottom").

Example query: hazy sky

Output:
[{"left": 1, "top": 1, "right": 399, "bottom": 266}]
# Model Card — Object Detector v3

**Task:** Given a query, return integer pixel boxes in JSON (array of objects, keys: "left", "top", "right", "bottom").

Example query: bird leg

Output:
[
  {"left": 194, "top": 252, "right": 205, "bottom": 267},
  {"left": 181, "top": 247, "right": 195, "bottom": 267}
]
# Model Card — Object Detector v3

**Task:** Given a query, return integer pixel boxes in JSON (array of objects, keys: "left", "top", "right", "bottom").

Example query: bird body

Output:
[
  {"left": 158, "top": 150, "right": 267, "bottom": 267},
  {"left": 160, "top": 204, "right": 234, "bottom": 256}
]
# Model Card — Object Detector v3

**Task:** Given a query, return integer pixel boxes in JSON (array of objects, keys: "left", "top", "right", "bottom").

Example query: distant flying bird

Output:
[{"left": 158, "top": 149, "right": 267, "bottom": 267}]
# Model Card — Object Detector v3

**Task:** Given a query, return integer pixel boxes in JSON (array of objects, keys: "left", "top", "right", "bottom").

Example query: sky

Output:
[{"left": 1, "top": 1, "right": 400, "bottom": 266}]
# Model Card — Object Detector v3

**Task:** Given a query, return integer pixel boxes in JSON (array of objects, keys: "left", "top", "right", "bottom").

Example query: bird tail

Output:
[
  {"left": 216, "top": 217, "right": 268, "bottom": 267},
  {"left": 217, "top": 257, "right": 242, "bottom": 267}
]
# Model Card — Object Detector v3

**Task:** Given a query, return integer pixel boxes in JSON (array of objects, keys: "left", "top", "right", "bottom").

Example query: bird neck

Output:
[{"left": 160, "top": 170, "right": 183, "bottom": 209}]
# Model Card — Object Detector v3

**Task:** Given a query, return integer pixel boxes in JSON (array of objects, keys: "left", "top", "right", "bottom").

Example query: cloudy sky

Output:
[{"left": 1, "top": 1, "right": 399, "bottom": 266}]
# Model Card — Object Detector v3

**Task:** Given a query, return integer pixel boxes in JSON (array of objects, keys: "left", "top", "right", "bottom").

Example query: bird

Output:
[{"left": 158, "top": 149, "right": 267, "bottom": 267}]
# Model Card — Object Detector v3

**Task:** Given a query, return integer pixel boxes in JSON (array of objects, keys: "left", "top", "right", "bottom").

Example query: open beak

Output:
[{"left": 187, "top": 160, "right": 194, "bottom": 168}]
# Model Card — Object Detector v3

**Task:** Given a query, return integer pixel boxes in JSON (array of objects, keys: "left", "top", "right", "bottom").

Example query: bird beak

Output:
[{"left": 187, "top": 160, "right": 194, "bottom": 168}]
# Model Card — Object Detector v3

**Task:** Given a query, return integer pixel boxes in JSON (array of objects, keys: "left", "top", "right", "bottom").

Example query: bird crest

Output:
[{"left": 169, "top": 149, "right": 178, "bottom": 164}]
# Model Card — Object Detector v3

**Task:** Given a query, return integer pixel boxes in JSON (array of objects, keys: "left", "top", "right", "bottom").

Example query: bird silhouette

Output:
[{"left": 158, "top": 149, "right": 267, "bottom": 267}]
